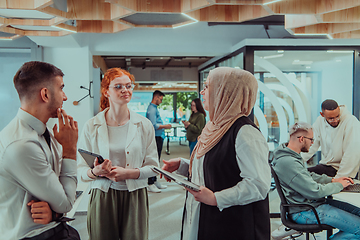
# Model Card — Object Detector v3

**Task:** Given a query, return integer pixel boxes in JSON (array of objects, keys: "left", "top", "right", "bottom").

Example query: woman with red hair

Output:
[{"left": 77, "top": 68, "right": 159, "bottom": 240}]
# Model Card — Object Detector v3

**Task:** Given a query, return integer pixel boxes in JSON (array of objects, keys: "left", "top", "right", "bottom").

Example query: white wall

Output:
[
  {"left": 314, "top": 55, "right": 353, "bottom": 111},
  {"left": 130, "top": 67, "right": 198, "bottom": 82},
  {"left": 43, "top": 46, "right": 93, "bottom": 133},
  {"left": 0, "top": 51, "right": 31, "bottom": 130}
]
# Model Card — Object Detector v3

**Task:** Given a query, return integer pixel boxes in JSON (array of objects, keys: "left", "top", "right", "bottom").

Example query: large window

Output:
[
  {"left": 254, "top": 50, "right": 353, "bottom": 147},
  {"left": 199, "top": 46, "right": 356, "bottom": 152}
]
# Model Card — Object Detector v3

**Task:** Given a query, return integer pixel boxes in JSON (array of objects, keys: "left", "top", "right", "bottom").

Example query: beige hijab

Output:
[{"left": 190, "top": 67, "right": 258, "bottom": 173}]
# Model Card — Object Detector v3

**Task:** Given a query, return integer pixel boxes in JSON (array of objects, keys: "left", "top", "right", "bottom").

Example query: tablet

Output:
[
  {"left": 78, "top": 149, "right": 104, "bottom": 168},
  {"left": 151, "top": 166, "right": 200, "bottom": 192}
]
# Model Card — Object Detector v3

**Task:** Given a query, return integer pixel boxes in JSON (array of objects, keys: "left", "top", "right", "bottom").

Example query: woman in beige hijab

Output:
[{"left": 162, "top": 67, "right": 271, "bottom": 240}]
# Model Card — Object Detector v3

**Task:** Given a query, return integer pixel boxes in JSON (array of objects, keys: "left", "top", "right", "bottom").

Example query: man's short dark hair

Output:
[
  {"left": 153, "top": 90, "right": 165, "bottom": 99},
  {"left": 321, "top": 99, "right": 339, "bottom": 111},
  {"left": 13, "top": 61, "right": 64, "bottom": 100}
]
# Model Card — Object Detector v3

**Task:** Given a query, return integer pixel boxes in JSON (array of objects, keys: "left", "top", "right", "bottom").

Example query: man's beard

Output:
[
  {"left": 301, "top": 146, "right": 309, "bottom": 152},
  {"left": 327, "top": 120, "right": 340, "bottom": 128},
  {"left": 48, "top": 99, "right": 59, "bottom": 118}
]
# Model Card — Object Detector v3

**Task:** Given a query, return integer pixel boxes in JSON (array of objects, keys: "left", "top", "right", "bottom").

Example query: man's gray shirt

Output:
[{"left": 0, "top": 109, "right": 77, "bottom": 239}]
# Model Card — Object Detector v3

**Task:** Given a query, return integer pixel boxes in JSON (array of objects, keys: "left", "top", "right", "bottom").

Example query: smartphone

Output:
[{"left": 78, "top": 149, "right": 104, "bottom": 167}]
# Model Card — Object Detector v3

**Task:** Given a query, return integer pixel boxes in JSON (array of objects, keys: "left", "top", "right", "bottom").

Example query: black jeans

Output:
[
  {"left": 148, "top": 136, "right": 164, "bottom": 185},
  {"left": 21, "top": 222, "right": 80, "bottom": 240},
  {"left": 308, "top": 164, "right": 337, "bottom": 177}
]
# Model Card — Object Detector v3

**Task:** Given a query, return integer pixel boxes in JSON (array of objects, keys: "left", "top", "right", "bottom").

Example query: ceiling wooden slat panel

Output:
[
  {"left": 93, "top": 55, "right": 108, "bottom": 73},
  {"left": 321, "top": 6, "right": 360, "bottom": 23},
  {"left": 215, "top": 0, "right": 264, "bottom": 5},
  {"left": 0, "top": 26, "right": 26, "bottom": 35},
  {"left": 3, "top": 18, "right": 54, "bottom": 26},
  {"left": 316, "top": 0, "right": 360, "bottom": 15},
  {"left": 67, "top": 0, "right": 132, "bottom": 21},
  {"left": 181, "top": 0, "right": 211, "bottom": 13},
  {"left": 55, "top": 22, "right": 77, "bottom": 32},
  {"left": 39, "top": 6, "right": 69, "bottom": 18},
  {"left": 77, "top": 20, "right": 130, "bottom": 33},
  {"left": 110, "top": 4, "right": 133, "bottom": 20},
  {"left": 267, "top": 0, "right": 316, "bottom": 14},
  {"left": 291, "top": 23, "right": 360, "bottom": 35},
  {"left": 188, "top": 5, "right": 269, "bottom": 22},
  {"left": 285, "top": 15, "right": 319, "bottom": 29},
  {"left": 0, "top": 0, "right": 52, "bottom": 9},
  {"left": 106, "top": 0, "right": 182, "bottom": 13},
  {"left": 23, "top": 29, "right": 72, "bottom": 36},
  {"left": 333, "top": 29, "right": 360, "bottom": 38},
  {"left": 67, "top": 0, "right": 113, "bottom": 20},
  {"left": 0, "top": 0, "right": 360, "bottom": 38}
]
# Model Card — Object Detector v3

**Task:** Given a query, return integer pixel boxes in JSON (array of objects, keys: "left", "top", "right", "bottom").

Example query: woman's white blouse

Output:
[{"left": 177, "top": 125, "right": 271, "bottom": 240}]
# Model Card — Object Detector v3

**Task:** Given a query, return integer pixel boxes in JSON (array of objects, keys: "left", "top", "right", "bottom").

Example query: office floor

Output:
[{"left": 71, "top": 141, "right": 331, "bottom": 240}]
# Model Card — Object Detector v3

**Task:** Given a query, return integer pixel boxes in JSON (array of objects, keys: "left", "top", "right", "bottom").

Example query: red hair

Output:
[{"left": 100, "top": 68, "right": 135, "bottom": 111}]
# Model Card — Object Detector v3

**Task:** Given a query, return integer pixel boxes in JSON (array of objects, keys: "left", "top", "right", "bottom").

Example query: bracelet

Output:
[{"left": 91, "top": 169, "right": 98, "bottom": 177}]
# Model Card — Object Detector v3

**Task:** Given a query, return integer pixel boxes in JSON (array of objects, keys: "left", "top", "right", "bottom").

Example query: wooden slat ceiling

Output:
[{"left": 1, "top": 0, "right": 360, "bottom": 40}]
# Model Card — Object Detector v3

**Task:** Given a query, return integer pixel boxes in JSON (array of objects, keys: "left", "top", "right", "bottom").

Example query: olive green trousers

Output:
[{"left": 87, "top": 188, "right": 149, "bottom": 240}]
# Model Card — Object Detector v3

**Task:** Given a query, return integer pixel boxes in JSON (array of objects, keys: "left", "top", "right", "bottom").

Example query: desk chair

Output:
[{"left": 270, "top": 166, "right": 334, "bottom": 240}]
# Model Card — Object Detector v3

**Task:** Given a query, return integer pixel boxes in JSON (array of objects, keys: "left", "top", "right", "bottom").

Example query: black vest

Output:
[{"left": 197, "top": 116, "right": 270, "bottom": 240}]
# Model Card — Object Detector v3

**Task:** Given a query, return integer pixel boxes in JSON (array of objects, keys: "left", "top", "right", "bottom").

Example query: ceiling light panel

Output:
[
  {"left": 0, "top": 9, "right": 54, "bottom": 19},
  {"left": 11, "top": 25, "right": 62, "bottom": 31},
  {"left": 121, "top": 13, "right": 189, "bottom": 26},
  {"left": 292, "top": 60, "right": 313, "bottom": 65},
  {"left": 0, "top": 32, "right": 15, "bottom": 37},
  {"left": 263, "top": 54, "right": 284, "bottom": 59}
]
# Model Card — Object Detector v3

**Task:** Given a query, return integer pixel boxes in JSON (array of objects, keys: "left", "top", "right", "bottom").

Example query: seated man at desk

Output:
[
  {"left": 272, "top": 122, "right": 360, "bottom": 240},
  {"left": 301, "top": 99, "right": 360, "bottom": 178}
]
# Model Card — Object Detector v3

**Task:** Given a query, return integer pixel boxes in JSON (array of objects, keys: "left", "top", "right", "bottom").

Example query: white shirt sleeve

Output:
[
  {"left": 214, "top": 126, "right": 271, "bottom": 211},
  {"left": 3, "top": 140, "right": 77, "bottom": 214},
  {"left": 177, "top": 158, "right": 190, "bottom": 177}
]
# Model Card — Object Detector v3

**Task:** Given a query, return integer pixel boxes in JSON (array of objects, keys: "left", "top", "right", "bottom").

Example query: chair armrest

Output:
[{"left": 282, "top": 203, "right": 323, "bottom": 227}]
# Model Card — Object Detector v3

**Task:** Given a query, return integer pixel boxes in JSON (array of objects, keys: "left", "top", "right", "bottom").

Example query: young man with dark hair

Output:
[
  {"left": 272, "top": 122, "right": 360, "bottom": 240},
  {"left": 302, "top": 99, "right": 360, "bottom": 178},
  {"left": 0, "top": 61, "right": 79, "bottom": 240},
  {"left": 146, "top": 90, "right": 171, "bottom": 192}
]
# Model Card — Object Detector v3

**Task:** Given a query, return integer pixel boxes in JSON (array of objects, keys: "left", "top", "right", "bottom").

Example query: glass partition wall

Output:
[{"left": 199, "top": 46, "right": 360, "bottom": 152}]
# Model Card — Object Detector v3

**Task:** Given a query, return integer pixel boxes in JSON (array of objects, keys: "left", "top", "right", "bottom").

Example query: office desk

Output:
[{"left": 333, "top": 191, "right": 360, "bottom": 208}]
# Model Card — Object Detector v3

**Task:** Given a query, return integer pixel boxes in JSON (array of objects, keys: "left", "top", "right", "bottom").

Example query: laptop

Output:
[
  {"left": 342, "top": 179, "right": 360, "bottom": 193},
  {"left": 151, "top": 166, "right": 200, "bottom": 192}
]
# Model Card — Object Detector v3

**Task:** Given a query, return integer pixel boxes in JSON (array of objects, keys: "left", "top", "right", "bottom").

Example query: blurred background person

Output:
[
  {"left": 146, "top": 90, "right": 171, "bottom": 193},
  {"left": 182, "top": 98, "right": 206, "bottom": 155}
]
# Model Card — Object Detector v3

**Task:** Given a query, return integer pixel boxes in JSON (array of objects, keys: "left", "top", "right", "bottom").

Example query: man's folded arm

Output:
[{"left": 4, "top": 140, "right": 77, "bottom": 213}]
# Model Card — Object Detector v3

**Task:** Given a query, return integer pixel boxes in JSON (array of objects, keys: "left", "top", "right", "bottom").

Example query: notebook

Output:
[{"left": 151, "top": 166, "right": 200, "bottom": 192}]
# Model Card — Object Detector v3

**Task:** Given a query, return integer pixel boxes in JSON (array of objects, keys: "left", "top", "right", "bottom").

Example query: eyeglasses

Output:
[
  {"left": 297, "top": 136, "right": 315, "bottom": 143},
  {"left": 109, "top": 83, "right": 135, "bottom": 91},
  {"left": 202, "top": 83, "right": 209, "bottom": 90},
  {"left": 326, "top": 116, "right": 340, "bottom": 123}
]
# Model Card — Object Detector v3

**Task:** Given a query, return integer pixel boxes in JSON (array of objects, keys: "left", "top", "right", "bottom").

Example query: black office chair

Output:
[{"left": 270, "top": 165, "right": 334, "bottom": 240}]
